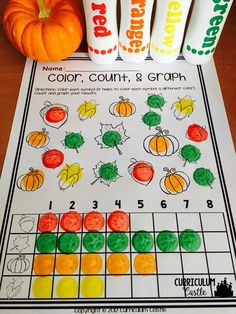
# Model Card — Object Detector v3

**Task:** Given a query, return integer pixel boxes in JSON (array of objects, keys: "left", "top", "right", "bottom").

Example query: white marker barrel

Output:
[
  {"left": 119, "top": 0, "right": 154, "bottom": 63},
  {"left": 82, "top": 0, "right": 118, "bottom": 64},
  {"left": 183, "top": 0, "right": 233, "bottom": 65},
  {"left": 150, "top": 0, "right": 192, "bottom": 63}
]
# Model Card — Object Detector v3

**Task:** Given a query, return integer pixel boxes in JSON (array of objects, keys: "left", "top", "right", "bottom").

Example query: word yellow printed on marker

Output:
[
  {"left": 32, "top": 277, "right": 52, "bottom": 298},
  {"left": 150, "top": 0, "right": 192, "bottom": 63},
  {"left": 80, "top": 276, "right": 104, "bottom": 298}
]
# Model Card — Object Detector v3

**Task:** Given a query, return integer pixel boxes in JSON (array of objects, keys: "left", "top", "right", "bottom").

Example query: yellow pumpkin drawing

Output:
[
  {"left": 160, "top": 168, "right": 190, "bottom": 195},
  {"left": 26, "top": 128, "right": 49, "bottom": 148},
  {"left": 17, "top": 168, "right": 45, "bottom": 191}
]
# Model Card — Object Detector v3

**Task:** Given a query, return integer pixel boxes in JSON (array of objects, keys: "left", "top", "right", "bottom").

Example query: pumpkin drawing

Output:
[
  {"left": 160, "top": 168, "right": 190, "bottom": 195},
  {"left": 7, "top": 255, "right": 30, "bottom": 274},
  {"left": 17, "top": 168, "right": 45, "bottom": 191},
  {"left": 172, "top": 96, "right": 195, "bottom": 120},
  {"left": 109, "top": 96, "right": 136, "bottom": 117},
  {"left": 143, "top": 127, "right": 179, "bottom": 157},
  {"left": 3, "top": 0, "right": 84, "bottom": 62},
  {"left": 26, "top": 128, "right": 49, "bottom": 148}
]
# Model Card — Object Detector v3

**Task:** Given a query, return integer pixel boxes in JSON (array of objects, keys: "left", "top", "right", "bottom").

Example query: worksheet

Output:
[{"left": 0, "top": 53, "right": 235, "bottom": 313}]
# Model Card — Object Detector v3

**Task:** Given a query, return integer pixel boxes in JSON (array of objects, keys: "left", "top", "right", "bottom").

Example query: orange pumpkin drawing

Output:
[
  {"left": 109, "top": 96, "right": 136, "bottom": 117},
  {"left": 3, "top": 0, "right": 84, "bottom": 62},
  {"left": 160, "top": 168, "right": 190, "bottom": 195},
  {"left": 143, "top": 127, "right": 179, "bottom": 157},
  {"left": 26, "top": 128, "right": 49, "bottom": 149},
  {"left": 17, "top": 168, "right": 45, "bottom": 191}
]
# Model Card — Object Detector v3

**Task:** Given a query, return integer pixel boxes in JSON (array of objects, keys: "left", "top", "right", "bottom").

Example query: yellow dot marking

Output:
[
  {"left": 32, "top": 277, "right": 52, "bottom": 298},
  {"left": 56, "top": 276, "right": 78, "bottom": 299},
  {"left": 80, "top": 276, "right": 104, "bottom": 298}
]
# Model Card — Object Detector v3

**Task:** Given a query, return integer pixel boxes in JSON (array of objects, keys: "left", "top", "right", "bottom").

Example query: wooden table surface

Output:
[{"left": 0, "top": 1, "right": 235, "bottom": 174}]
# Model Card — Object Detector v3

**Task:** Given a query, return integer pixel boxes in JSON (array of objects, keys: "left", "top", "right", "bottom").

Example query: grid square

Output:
[
  {"left": 52, "top": 275, "right": 79, "bottom": 299},
  {"left": 182, "top": 253, "right": 208, "bottom": 274},
  {"left": 106, "top": 253, "right": 131, "bottom": 275},
  {"left": 106, "top": 275, "right": 131, "bottom": 298},
  {"left": 158, "top": 275, "right": 185, "bottom": 298},
  {"left": 157, "top": 253, "right": 182, "bottom": 274},
  {"left": 130, "top": 231, "right": 155, "bottom": 253},
  {"left": 81, "top": 232, "right": 105, "bottom": 254},
  {"left": 132, "top": 253, "right": 157, "bottom": 275},
  {"left": 1, "top": 276, "right": 30, "bottom": 299},
  {"left": 11, "top": 214, "right": 38, "bottom": 234},
  {"left": 177, "top": 213, "right": 201, "bottom": 232},
  {"left": 30, "top": 275, "right": 54, "bottom": 299},
  {"left": 156, "top": 231, "right": 180, "bottom": 253},
  {"left": 106, "top": 232, "right": 130, "bottom": 253},
  {"left": 80, "top": 253, "right": 105, "bottom": 275},
  {"left": 201, "top": 213, "right": 225, "bottom": 231},
  {"left": 8, "top": 234, "right": 36, "bottom": 254},
  {"left": 154, "top": 213, "right": 177, "bottom": 232},
  {"left": 4, "top": 254, "right": 34, "bottom": 276},
  {"left": 54, "top": 253, "right": 80, "bottom": 276},
  {"left": 207, "top": 253, "right": 234, "bottom": 274},
  {"left": 204, "top": 232, "right": 230, "bottom": 252},
  {"left": 130, "top": 213, "right": 153, "bottom": 231},
  {"left": 184, "top": 275, "right": 212, "bottom": 298},
  {"left": 132, "top": 275, "right": 158, "bottom": 298},
  {"left": 179, "top": 232, "right": 204, "bottom": 253},
  {"left": 79, "top": 275, "right": 105, "bottom": 299}
]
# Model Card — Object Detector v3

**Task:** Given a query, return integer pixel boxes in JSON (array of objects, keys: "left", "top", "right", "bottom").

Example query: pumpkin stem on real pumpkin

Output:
[{"left": 37, "top": 0, "right": 51, "bottom": 18}]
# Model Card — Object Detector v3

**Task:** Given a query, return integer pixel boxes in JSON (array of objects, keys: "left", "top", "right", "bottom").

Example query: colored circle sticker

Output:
[
  {"left": 36, "top": 233, "right": 57, "bottom": 253},
  {"left": 32, "top": 276, "right": 52, "bottom": 298},
  {"left": 38, "top": 212, "right": 58, "bottom": 232},
  {"left": 58, "top": 233, "right": 80, "bottom": 253},
  {"left": 83, "top": 232, "right": 105, "bottom": 252},
  {"left": 179, "top": 229, "right": 201, "bottom": 252},
  {"left": 156, "top": 230, "right": 178, "bottom": 252},
  {"left": 106, "top": 253, "right": 130, "bottom": 275},
  {"left": 132, "top": 231, "right": 154, "bottom": 252},
  {"left": 60, "top": 211, "right": 82, "bottom": 232},
  {"left": 56, "top": 276, "right": 78, "bottom": 299},
  {"left": 45, "top": 107, "right": 66, "bottom": 123},
  {"left": 56, "top": 254, "right": 79, "bottom": 275},
  {"left": 81, "top": 253, "right": 103, "bottom": 274},
  {"left": 80, "top": 276, "right": 104, "bottom": 298},
  {"left": 134, "top": 253, "right": 156, "bottom": 274},
  {"left": 33, "top": 254, "right": 54, "bottom": 275},
  {"left": 83, "top": 211, "right": 104, "bottom": 231},
  {"left": 107, "top": 232, "right": 128, "bottom": 252},
  {"left": 108, "top": 211, "right": 129, "bottom": 231}
]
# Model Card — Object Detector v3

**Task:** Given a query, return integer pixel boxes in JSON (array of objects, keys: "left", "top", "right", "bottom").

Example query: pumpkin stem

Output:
[{"left": 37, "top": 0, "right": 51, "bottom": 18}]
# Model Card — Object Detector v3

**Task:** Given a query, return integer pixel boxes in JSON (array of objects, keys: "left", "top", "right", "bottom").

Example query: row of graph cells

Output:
[
  {"left": 17, "top": 94, "right": 215, "bottom": 196},
  {"left": 1, "top": 211, "right": 235, "bottom": 300}
]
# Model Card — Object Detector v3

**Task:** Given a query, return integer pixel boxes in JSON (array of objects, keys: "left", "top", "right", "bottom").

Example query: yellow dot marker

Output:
[
  {"left": 80, "top": 276, "right": 104, "bottom": 298},
  {"left": 32, "top": 276, "right": 52, "bottom": 298},
  {"left": 56, "top": 276, "right": 78, "bottom": 299}
]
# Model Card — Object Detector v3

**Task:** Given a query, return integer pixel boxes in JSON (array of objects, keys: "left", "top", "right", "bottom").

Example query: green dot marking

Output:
[
  {"left": 108, "top": 232, "right": 129, "bottom": 252},
  {"left": 156, "top": 230, "right": 178, "bottom": 252},
  {"left": 99, "top": 163, "right": 118, "bottom": 181},
  {"left": 36, "top": 233, "right": 57, "bottom": 253},
  {"left": 102, "top": 131, "right": 121, "bottom": 148},
  {"left": 142, "top": 111, "right": 161, "bottom": 128},
  {"left": 179, "top": 229, "right": 201, "bottom": 252},
  {"left": 64, "top": 133, "right": 84, "bottom": 150},
  {"left": 147, "top": 94, "right": 165, "bottom": 110},
  {"left": 181, "top": 144, "right": 201, "bottom": 164},
  {"left": 192, "top": 49, "right": 197, "bottom": 54},
  {"left": 83, "top": 232, "right": 105, "bottom": 252},
  {"left": 193, "top": 168, "right": 215, "bottom": 187},
  {"left": 132, "top": 230, "right": 154, "bottom": 253},
  {"left": 205, "top": 50, "right": 211, "bottom": 55},
  {"left": 198, "top": 50, "right": 204, "bottom": 55},
  {"left": 58, "top": 232, "right": 80, "bottom": 253},
  {"left": 187, "top": 45, "right": 191, "bottom": 51}
]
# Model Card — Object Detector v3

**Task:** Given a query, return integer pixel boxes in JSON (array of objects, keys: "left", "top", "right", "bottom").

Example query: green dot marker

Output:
[
  {"left": 83, "top": 232, "right": 105, "bottom": 252},
  {"left": 99, "top": 163, "right": 118, "bottom": 181},
  {"left": 108, "top": 232, "right": 128, "bottom": 252},
  {"left": 156, "top": 230, "right": 178, "bottom": 252},
  {"left": 193, "top": 168, "right": 215, "bottom": 188},
  {"left": 36, "top": 233, "right": 57, "bottom": 253},
  {"left": 187, "top": 45, "right": 191, "bottom": 51},
  {"left": 102, "top": 131, "right": 121, "bottom": 148},
  {"left": 132, "top": 230, "right": 154, "bottom": 253},
  {"left": 64, "top": 132, "right": 84, "bottom": 152},
  {"left": 179, "top": 229, "right": 201, "bottom": 252},
  {"left": 146, "top": 94, "right": 165, "bottom": 111},
  {"left": 142, "top": 111, "right": 161, "bottom": 128},
  {"left": 181, "top": 144, "right": 201, "bottom": 166},
  {"left": 58, "top": 232, "right": 80, "bottom": 253}
]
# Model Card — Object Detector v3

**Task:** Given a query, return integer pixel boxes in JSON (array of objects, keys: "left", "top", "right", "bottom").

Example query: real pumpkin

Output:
[{"left": 3, "top": 0, "right": 84, "bottom": 61}]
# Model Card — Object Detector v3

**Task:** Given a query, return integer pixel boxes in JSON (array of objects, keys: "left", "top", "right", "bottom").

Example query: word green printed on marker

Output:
[{"left": 187, "top": 0, "right": 231, "bottom": 56}]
